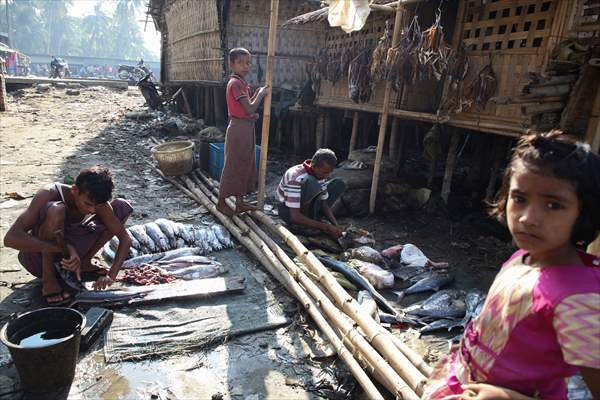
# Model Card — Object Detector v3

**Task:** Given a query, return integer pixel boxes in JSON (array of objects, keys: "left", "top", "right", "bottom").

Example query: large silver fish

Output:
[
  {"left": 395, "top": 273, "right": 453, "bottom": 300},
  {"left": 154, "top": 218, "right": 178, "bottom": 248},
  {"left": 419, "top": 318, "right": 463, "bottom": 334},
  {"left": 211, "top": 225, "right": 233, "bottom": 248},
  {"left": 180, "top": 224, "right": 196, "bottom": 245},
  {"left": 406, "top": 290, "right": 466, "bottom": 319},
  {"left": 206, "top": 227, "right": 223, "bottom": 251},
  {"left": 122, "top": 247, "right": 202, "bottom": 269},
  {"left": 145, "top": 222, "right": 170, "bottom": 252},
  {"left": 128, "top": 225, "right": 152, "bottom": 250},
  {"left": 167, "top": 263, "right": 227, "bottom": 280},
  {"left": 109, "top": 236, "right": 119, "bottom": 252},
  {"left": 156, "top": 255, "right": 214, "bottom": 265},
  {"left": 460, "top": 290, "right": 486, "bottom": 328}
]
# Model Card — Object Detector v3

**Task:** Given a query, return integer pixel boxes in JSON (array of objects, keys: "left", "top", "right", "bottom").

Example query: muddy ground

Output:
[{"left": 0, "top": 84, "right": 514, "bottom": 399}]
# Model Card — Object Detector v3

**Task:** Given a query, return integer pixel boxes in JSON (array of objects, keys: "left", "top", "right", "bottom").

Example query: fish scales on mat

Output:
[{"left": 144, "top": 222, "right": 171, "bottom": 252}]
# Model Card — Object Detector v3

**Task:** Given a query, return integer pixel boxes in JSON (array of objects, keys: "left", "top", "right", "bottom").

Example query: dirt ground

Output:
[{"left": 0, "top": 84, "right": 514, "bottom": 399}]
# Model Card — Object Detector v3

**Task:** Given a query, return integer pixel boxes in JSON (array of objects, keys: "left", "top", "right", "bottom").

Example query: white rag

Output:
[
  {"left": 400, "top": 243, "right": 429, "bottom": 267},
  {"left": 326, "top": 0, "right": 371, "bottom": 33}
]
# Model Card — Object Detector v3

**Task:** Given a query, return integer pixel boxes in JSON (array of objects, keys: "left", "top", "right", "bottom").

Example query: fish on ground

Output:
[
  {"left": 419, "top": 318, "right": 463, "bottom": 335},
  {"left": 211, "top": 224, "right": 234, "bottom": 248},
  {"left": 122, "top": 247, "right": 203, "bottom": 269},
  {"left": 144, "top": 222, "right": 171, "bottom": 252},
  {"left": 154, "top": 218, "right": 178, "bottom": 248},
  {"left": 166, "top": 263, "right": 227, "bottom": 280},
  {"left": 345, "top": 246, "right": 387, "bottom": 267},
  {"left": 357, "top": 290, "right": 379, "bottom": 322},
  {"left": 348, "top": 259, "right": 394, "bottom": 289},
  {"left": 128, "top": 225, "right": 153, "bottom": 250},
  {"left": 382, "top": 244, "right": 404, "bottom": 259},
  {"left": 405, "top": 289, "right": 466, "bottom": 319},
  {"left": 69, "top": 286, "right": 154, "bottom": 306},
  {"left": 317, "top": 256, "right": 397, "bottom": 315},
  {"left": 394, "top": 273, "right": 453, "bottom": 300},
  {"left": 156, "top": 255, "right": 215, "bottom": 265},
  {"left": 459, "top": 289, "right": 486, "bottom": 328}
]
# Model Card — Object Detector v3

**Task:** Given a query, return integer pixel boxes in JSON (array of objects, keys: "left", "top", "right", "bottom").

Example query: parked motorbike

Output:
[
  {"left": 118, "top": 65, "right": 149, "bottom": 82},
  {"left": 137, "top": 73, "right": 162, "bottom": 110},
  {"left": 49, "top": 58, "right": 70, "bottom": 79}
]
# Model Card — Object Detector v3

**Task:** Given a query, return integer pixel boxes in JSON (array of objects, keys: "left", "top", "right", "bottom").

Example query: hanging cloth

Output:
[{"left": 326, "top": 0, "right": 371, "bottom": 33}]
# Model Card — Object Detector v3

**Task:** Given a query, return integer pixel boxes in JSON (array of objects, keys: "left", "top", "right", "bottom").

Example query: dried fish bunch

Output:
[
  {"left": 446, "top": 42, "right": 469, "bottom": 89},
  {"left": 340, "top": 47, "right": 354, "bottom": 77},
  {"left": 370, "top": 21, "right": 392, "bottom": 82},
  {"left": 326, "top": 54, "right": 342, "bottom": 83},
  {"left": 415, "top": 13, "right": 452, "bottom": 81},
  {"left": 463, "top": 62, "right": 498, "bottom": 110},
  {"left": 385, "top": 18, "right": 421, "bottom": 90},
  {"left": 348, "top": 48, "right": 374, "bottom": 103}
]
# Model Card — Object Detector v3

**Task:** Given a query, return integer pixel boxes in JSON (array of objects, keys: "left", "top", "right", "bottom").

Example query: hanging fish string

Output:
[
  {"left": 348, "top": 47, "right": 374, "bottom": 103},
  {"left": 385, "top": 15, "right": 422, "bottom": 91},
  {"left": 370, "top": 20, "right": 392, "bottom": 83},
  {"left": 438, "top": 42, "right": 471, "bottom": 115}
]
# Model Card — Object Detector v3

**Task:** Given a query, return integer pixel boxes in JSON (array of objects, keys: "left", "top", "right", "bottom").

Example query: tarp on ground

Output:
[{"left": 104, "top": 250, "right": 290, "bottom": 362}]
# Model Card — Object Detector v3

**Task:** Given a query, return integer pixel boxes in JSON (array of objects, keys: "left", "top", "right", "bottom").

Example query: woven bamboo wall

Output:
[
  {"left": 454, "top": 0, "right": 561, "bottom": 127},
  {"left": 163, "top": 0, "right": 222, "bottom": 82},
  {"left": 225, "top": 0, "right": 324, "bottom": 88}
]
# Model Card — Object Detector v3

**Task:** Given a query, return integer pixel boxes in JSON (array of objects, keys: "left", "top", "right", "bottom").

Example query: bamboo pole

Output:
[
  {"left": 146, "top": 164, "right": 383, "bottom": 398},
  {"left": 249, "top": 210, "right": 431, "bottom": 388},
  {"left": 389, "top": 117, "right": 399, "bottom": 158},
  {"left": 349, "top": 111, "right": 360, "bottom": 153},
  {"left": 195, "top": 170, "right": 432, "bottom": 381},
  {"left": 369, "top": 5, "right": 403, "bottom": 214},
  {"left": 257, "top": 0, "right": 280, "bottom": 209},
  {"left": 242, "top": 217, "right": 415, "bottom": 399},
  {"left": 195, "top": 170, "right": 433, "bottom": 379}
]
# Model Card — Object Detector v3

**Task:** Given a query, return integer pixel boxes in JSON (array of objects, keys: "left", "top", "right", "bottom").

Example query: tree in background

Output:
[{"left": 0, "top": 0, "right": 158, "bottom": 60}]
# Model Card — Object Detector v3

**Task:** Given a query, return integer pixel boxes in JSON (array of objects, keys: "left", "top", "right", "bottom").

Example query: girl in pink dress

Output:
[{"left": 423, "top": 131, "right": 600, "bottom": 400}]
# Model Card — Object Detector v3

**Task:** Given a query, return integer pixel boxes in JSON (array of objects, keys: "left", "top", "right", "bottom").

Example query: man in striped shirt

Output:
[{"left": 277, "top": 149, "right": 346, "bottom": 238}]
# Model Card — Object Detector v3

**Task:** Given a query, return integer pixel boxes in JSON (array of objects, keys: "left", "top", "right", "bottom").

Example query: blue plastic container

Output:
[{"left": 208, "top": 143, "right": 261, "bottom": 181}]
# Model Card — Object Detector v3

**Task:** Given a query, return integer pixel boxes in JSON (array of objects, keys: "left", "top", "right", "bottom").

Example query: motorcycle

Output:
[
  {"left": 137, "top": 73, "right": 162, "bottom": 110},
  {"left": 49, "top": 59, "right": 70, "bottom": 79},
  {"left": 118, "top": 65, "right": 149, "bottom": 82}
]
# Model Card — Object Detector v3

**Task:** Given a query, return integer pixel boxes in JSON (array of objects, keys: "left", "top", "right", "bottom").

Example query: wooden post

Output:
[
  {"left": 181, "top": 88, "right": 193, "bottom": 117},
  {"left": 0, "top": 73, "right": 7, "bottom": 112},
  {"left": 389, "top": 117, "right": 399, "bottom": 158},
  {"left": 204, "top": 87, "right": 214, "bottom": 126},
  {"left": 441, "top": 131, "right": 460, "bottom": 204},
  {"left": 315, "top": 112, "right": 325, "bottom": 149},
  {"left": 349, "top": 111, "right": 359, "bottom": 153},
  {"left": 369, "top": 5, "right": 403, "bottom": 214},
  {"left": 256, "top": 0, "right": 280, "bottom": 209},
  {"left": 485, "top": 138, "right": 506, "bottom": 201},
  {"left": 292, "top": 115, "right": 301, "bottom": 155},
  {"left": 213, "top": 86, "right": 225, "bottom": 127},
  {"left": 275, "top": 117, "right": 283, "bottom": 149}
]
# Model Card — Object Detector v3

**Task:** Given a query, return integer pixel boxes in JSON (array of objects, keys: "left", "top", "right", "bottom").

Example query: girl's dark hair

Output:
[
  {"left": 489, "top": 130, "right": 600, "bottom": 247},
  {"left": 75, "top": 166, "right": 114, "bottom": 204}
]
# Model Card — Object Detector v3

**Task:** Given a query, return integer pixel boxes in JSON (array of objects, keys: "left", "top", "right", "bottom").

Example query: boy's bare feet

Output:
[
  {"left": 42, "top": 277, "right": 68, "bottom": 304},
  {"left": 217, "top": 199, "right": 235, "bottom": 217},
  {"left": 235, "top": 203, "right": 258, "bottom": 214}
]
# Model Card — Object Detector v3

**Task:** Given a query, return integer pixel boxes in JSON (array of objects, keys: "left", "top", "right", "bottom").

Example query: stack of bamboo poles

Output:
[{"left": 146, "top": 162, "right": 432, "bottom": 399}]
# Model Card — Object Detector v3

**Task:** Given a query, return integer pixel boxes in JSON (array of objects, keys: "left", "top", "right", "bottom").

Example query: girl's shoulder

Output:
[{"left": 537, "top": 251, "right": 600, "bottom": 305}]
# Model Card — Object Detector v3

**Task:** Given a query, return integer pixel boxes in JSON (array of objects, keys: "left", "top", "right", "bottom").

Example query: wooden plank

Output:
[
  {"left": 441, "top": 132, "right": 460, "bottom": 204},
  {"left": 349, "top": 111, "right": 360, "bottom": 153}
]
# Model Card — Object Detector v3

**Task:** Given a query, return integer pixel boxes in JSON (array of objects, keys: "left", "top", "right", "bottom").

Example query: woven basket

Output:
[{"left": 152, "top": 141, "right": 195, "bottom": 176}]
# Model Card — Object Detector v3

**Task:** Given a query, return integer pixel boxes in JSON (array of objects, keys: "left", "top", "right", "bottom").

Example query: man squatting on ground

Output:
[
  {"left": 217, "top": 47, "right": 269, "bottom": 216},
  {"left": 4, "top": 167, "right": 132, "bottom": 305},
  {"left": 277, "top": 149, "right": 346, "bottom": 239}
]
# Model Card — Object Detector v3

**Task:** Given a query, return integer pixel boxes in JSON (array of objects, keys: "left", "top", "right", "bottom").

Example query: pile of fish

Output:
[{"left": 102, "top": 219, "right": 234, "bottom": 260}]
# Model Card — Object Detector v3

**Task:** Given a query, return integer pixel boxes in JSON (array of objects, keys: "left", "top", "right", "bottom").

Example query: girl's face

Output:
[{"left": 506, "top": 160, "right": 581, "bottom": 259}]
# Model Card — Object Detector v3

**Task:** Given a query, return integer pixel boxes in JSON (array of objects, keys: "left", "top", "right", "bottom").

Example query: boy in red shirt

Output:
[{"left": 217, "top": 48, "right": 269, "bottom": 216}]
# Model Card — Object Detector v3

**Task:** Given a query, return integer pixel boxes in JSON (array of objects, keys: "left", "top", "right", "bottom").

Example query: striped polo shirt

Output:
[{"left": 277, "top": 162, "right": 329, "bottom": 208}]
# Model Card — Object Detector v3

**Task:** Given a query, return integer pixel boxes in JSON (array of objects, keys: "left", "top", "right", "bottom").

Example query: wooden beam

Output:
[
  {"left": 349, "top": 111, "right": 360, "bottom": 153},
  {"left": 257, "top": 0, "right": 280, "bottom": 209},
  {"left": 369, "top": 5, "right": 403, "bottom": 214}
]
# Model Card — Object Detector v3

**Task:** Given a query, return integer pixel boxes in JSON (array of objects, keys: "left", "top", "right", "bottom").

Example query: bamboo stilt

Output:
[
  {"left": 369, "top": 5, "right": 404, "bottom": 214},
  {"left": 349, "top": 111, "right": 360, "bottom": 153},
  {"left": 257, "top": 0, "right": 280, "bottom": 209},
  {"left": 441, "top": 132, "right": 460, "bottom": 204},
  {"left": 315, "top": 112, "right": 325, "bottom": 149},
  {"left": 389, "top": 117, "right": 399, "bottom": 158}
]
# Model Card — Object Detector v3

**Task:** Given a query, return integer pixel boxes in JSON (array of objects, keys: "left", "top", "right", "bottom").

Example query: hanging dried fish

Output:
[
  {"left": 385, "top": 16, "right": 421, "bottom": 90},
  {"left": 370, "top": 21, "right": 392, "bottom": 82},
  {"left": 463, "top": 60, "right": 498, "bottom": 110},
  {"left": 348, "top": 48, "right": 373, "bottom": 103},
  {"left": 415, "top": 12, "right": 452, "bottom": 82},
  {"left": 340, "top": 47, "right": 354, "bottom": 77},
  {"left": 326, "top": 54, "right": 342, "bottom": 83},
  {"left": 446, "top": 42, "right": 469, "bottom": 88}
]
